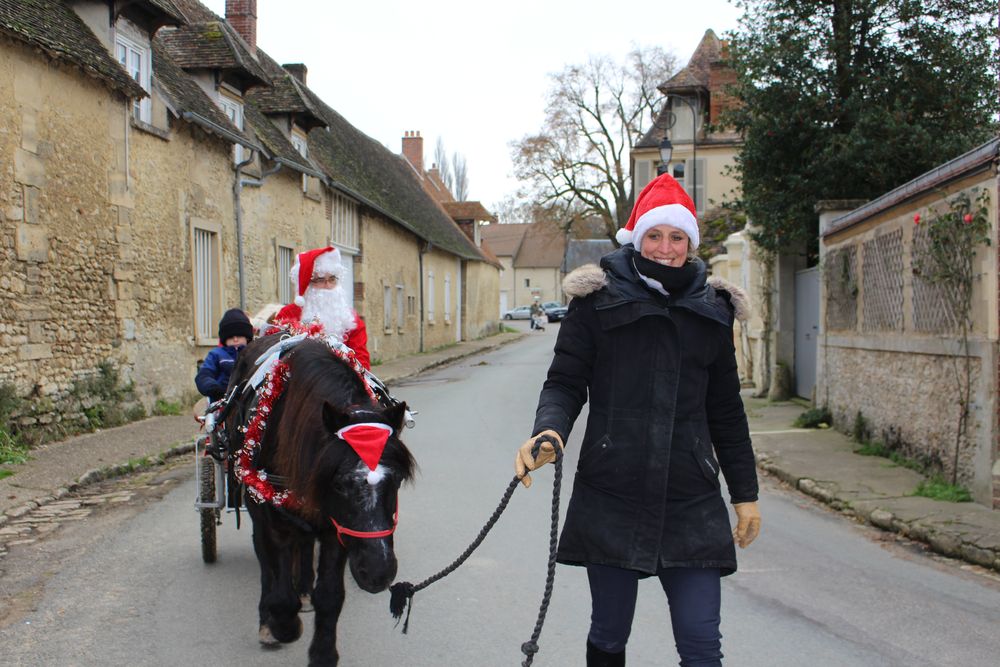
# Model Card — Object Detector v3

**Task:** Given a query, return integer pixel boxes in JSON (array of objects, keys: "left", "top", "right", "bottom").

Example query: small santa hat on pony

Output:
[
  {"left": 289, "top": 246, "right": 344, "bottom": 306},
  {"left": 616, "top": 173, "right": 700, "bottom": 249}
]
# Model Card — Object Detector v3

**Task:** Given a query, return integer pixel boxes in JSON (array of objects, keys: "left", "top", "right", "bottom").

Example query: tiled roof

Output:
[
  {"left": 243, "top": 102, "right": 317, "bottom": 174},
  {"left": 152, "top": 41, "right": 257, "bottom": 147},
  {"left": 565, "top": 239, "right": 615, "bottom": 272},
  {"left": 156, "top": 20, "right": 269, "bottom": 89},
  {"left": 480, "top": 223, "right": 528, "bottom": 257},
  {"left": 442, "top": 201, "right": 497, "bottom": 223},
  {"left": 301, "top": 90, "right": 486, "bottom": 261},
  {"left": 143, "top": 0, "right": 185, "bottom": 23},
  {"left": 248, "top": 51, "right": 326, "bottom": 131},
  {"left": 660, "top": 30, "right": 721, "bottom": 94},
  {"left": 513, "top": 223, "right": 566, "bottom": 269},
  {"left": 0, "top": 0, "right": 147, "bottom": 99}
]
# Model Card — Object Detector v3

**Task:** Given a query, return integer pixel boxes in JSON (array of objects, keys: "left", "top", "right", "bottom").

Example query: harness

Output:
[{"left": 213, "top": 326, "right": 411, "bottom": 542}]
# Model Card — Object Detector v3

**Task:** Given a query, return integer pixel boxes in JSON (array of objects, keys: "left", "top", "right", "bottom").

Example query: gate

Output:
[{"left": 794, "top": 267, "right": 819, "bottom": 400}]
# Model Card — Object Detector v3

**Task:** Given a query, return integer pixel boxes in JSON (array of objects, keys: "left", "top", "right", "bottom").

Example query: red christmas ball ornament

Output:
[
  {"left": 963, "top": 213, "right": 973, "bottom": 224},
  {"left": 913, "top": 214, "right": 920, "bottom": 225}
]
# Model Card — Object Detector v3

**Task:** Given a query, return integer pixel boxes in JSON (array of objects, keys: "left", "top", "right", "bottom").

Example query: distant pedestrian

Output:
[
  {"left": 195, "top": 308, "right": 253, "bottom": 402},
  {"left": 530, "top": 298, "right": 546, "bottom": 331},
  {"left": 514, "top": 173, "right": 761, "bottom": 666}
]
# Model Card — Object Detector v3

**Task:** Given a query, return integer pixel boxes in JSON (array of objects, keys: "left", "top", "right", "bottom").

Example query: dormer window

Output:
[
  {"left": 218, "top": 94, "right": 245, "bottom": 164},
  {"left": 115, "top": 34, "right": 151, "bottom": 122}
]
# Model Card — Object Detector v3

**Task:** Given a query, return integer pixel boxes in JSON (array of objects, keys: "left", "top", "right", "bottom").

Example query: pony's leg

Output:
[
  {"left": 251, "top": 506, "right": 304, "bottom": 645},
  {"left": 307, "top": 532, "right": 348, "bottom": 667},
  {"left": 294, "top": 537, "right": 316, "bottom": 612}
]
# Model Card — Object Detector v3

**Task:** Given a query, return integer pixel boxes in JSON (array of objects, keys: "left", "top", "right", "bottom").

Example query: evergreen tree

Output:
[{"left": 726, "top": 0, "right": 999, "bottom": 258}]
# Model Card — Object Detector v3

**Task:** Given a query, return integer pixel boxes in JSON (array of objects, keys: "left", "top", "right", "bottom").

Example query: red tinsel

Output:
[{"left": 234, "top": 329, "right": 377, "bottom": 509}]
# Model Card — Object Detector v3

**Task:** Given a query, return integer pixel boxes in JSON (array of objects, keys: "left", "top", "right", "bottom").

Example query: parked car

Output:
[
  {"left": 541, "top": 301, "right": 568, "bottom": 322},
  {"left": 502, "top": 305, "right": 533, "bottom": 320}
]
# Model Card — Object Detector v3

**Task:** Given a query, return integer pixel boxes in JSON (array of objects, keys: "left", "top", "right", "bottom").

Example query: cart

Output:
[{"left": 193, "top": 401, "right": 236, "bottom": 564}]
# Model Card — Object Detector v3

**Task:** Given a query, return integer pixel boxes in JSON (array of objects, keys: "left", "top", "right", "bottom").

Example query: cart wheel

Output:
[{"left": 200, "top": 459, "right": 218, "bottom": 564}]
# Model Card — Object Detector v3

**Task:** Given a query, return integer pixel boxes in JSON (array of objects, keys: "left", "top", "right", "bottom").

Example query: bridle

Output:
[{"left": 329, "top": 497, "right": 399, "bottom": 546}]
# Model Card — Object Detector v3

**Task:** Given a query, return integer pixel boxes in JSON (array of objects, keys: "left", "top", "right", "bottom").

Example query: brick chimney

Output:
[
  {"left": 283, "top": 63, "right": 307, "bottom": 84},
  {"left": 226, "top": 0, "right": 257, "bottom": 51},
  {"left": 402, "top": 131, "right": 423, "bottom": 174}
]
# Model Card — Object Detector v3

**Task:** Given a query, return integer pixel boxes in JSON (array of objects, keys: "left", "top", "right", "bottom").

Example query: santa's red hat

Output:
[
  {"left": 289, "top": 246, "right": 344, "bottom": 306},
  {"left": 616, "top": 174, "right": 699, "bottom": 249}
]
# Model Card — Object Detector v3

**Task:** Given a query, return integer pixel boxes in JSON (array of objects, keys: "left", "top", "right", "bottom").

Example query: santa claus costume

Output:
[{"left": 274, "top": 246, "right": 371, "bottom": 370}]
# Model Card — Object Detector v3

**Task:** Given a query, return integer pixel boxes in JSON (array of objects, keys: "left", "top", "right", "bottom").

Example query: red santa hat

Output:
[
  {"left": 289, "top": 246, "right": 344, "bottom": 306},
  {"left": 616, "top": 173, "right": 699, "bottom": 249}
]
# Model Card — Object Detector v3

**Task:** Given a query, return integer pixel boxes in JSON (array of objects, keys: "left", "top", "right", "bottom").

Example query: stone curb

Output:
[{"left": 756, "top": 453, "right": 1000, "bottom": 574}]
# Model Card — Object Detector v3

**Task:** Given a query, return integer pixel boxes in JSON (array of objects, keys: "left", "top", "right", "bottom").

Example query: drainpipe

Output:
[
  {"left": 232, "top": 150, "right": 256, "bottom": 310},
  {"left": 418, "top": 240, "right": 432, "bottom": 352}
]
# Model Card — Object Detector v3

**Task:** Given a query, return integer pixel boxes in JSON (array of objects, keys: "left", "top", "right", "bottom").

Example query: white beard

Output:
[{"left": 300, "top": 285, "right": 355, "bottom": 340}]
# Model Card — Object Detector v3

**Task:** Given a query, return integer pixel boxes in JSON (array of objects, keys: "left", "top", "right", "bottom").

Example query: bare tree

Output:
[
  {"left": 434, "top": 137, "right": 454, "bottom": 194},
  {"left": 512, "top": 46, "right": 678, "bottom": 242},
  {"left": 452, "top": 153, "right": 469, "bottom": 201}
]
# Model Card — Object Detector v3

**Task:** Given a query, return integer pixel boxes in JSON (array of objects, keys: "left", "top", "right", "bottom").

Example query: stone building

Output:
[
  {"left": 0, "top": 0, "right": 499, "bottom": 437},
  {"left": 480, "top": 222, "right": 567, "bottom": 315}
]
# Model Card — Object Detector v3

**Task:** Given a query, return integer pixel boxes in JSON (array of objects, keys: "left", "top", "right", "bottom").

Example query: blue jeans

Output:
[{"left": 586, "top": 564, "right": 722, "bottom": 666}]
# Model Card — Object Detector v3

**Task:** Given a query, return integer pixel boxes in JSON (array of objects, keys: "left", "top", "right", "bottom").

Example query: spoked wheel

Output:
[{"left": 199, "top": 458, "right": 219, "bottom": 564}]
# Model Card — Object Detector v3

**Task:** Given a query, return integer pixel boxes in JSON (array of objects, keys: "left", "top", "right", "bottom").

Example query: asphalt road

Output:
[{"left": 2, "top": 321, "right": 1000, "bottom": 666}]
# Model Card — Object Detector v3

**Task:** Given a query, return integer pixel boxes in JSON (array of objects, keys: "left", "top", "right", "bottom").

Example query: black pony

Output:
[{"left": 228, "top": 334, "right": 415, "bottom": 666}]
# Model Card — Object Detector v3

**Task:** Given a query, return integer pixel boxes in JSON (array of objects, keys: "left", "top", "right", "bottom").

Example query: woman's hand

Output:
[
  {"left": 733, "top": 501, "right": 761, "bottom": 548},
  {"left": 514, "top": 430, "right": 564, "bottom": 488}
]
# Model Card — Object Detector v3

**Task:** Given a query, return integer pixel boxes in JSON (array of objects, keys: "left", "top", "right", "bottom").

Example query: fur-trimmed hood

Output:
[{"left": 562, "top": 262, "right": 751, "bottom": 322}]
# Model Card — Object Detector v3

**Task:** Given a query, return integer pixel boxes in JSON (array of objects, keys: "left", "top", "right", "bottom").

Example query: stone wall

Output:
[
  {"left": 421, "top": 249, "right": 462, "bottom": 351},
  {"left": 818, "top": 170, "right": 999, "bottom": 502},
  {"left": 463, "top": 260, "right": 501, "bottom": 339}
]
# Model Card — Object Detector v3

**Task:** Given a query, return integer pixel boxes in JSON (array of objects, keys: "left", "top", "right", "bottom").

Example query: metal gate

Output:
[{"left": 794, "top": 266, "right": 819, "bottom": 400}]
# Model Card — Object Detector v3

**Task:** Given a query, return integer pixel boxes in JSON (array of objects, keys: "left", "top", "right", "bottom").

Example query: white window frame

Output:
[
  {"left": 191, "top": 219, "right": 222, "bottom": 345},
  {"left": 115, "top": 34, "right": 151, "bottom": 123},
  {"left": 218, "top": 95, "right": 245, "bottom": 165},
  {"left": 427, "top": 270, "right": 435, "bottom": 323},
  {"left": 396, "top": 284, "right": 405, "bottom": 333},
  {"left": 444, "top": 273, "right": 451, "bottom": 324},
  {"left": 383, "top": 283, "right": 393, "bottom": 333},
  {"left": 290, "top": 132, "right": 309, "bottom": 192},
  {"left": 330, "top": 192, "right": 359, "bottom": 251},
  {"left": 686, "top": 157, "right": 706, "bottom": 214},
  {"left": 277, "top": 244, "right": 294, "bottom": 304}
]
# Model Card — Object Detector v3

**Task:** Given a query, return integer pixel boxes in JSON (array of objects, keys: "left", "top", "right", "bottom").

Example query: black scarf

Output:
[{"left": 633, "top": 254, "right": 698, "bottom": 294}]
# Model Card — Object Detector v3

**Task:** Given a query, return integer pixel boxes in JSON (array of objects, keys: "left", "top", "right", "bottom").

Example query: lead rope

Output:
[{"left": 388, "top": 438, "right": 564, "bottom": 666}]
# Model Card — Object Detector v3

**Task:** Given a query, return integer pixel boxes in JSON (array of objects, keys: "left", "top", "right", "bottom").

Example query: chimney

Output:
[
  {"left": 226, "top": 0, "right": 257, "bottom": 51},
  {"left": 283, "top": 63, "right": 308, "bottom": 84},
  {"left": 401, "top": 130, "right": 424, "bottom": 174}
]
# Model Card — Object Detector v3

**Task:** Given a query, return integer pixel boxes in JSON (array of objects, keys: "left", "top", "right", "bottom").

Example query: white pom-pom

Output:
[
  {"left": 615, "top": 228, "right": 632, "bottom": 245},
  {"left": 294, "top": 295, "right": 305, "bottom": 306},
  {"left": 366, "top": 470, "right": 380, "bottom": 485}
]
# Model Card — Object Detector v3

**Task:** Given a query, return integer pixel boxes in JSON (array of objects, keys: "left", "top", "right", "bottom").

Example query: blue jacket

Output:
[{"left": 195, "top": 344, "right": 244, "bottom": 401}]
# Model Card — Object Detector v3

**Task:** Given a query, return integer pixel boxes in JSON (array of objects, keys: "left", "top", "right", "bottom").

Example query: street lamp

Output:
[
  {"left": 661, "top": 95, "right": 699, "bottom": 210},
  {"left": 657, "top": 137, "right": 673, "bottom": 175}
]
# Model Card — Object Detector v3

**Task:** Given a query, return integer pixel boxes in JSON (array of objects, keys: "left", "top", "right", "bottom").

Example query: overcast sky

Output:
[{"left": 201, "top": 0, "right": 745, "bottom": 210}]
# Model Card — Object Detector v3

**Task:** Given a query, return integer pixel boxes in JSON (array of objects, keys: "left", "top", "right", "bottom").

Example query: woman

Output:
[{"left": 515, "top": 174, "right": 761, "bottom": 667}]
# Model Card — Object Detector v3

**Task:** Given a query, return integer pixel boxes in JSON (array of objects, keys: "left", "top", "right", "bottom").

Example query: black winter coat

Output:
[{"left": 532, "top": 247, "right": 758, "bottom": 576}]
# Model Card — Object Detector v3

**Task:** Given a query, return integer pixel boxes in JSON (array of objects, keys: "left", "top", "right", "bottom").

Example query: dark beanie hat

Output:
[{"left": 219, "top": 308, "right": 253, "bottom": 344}]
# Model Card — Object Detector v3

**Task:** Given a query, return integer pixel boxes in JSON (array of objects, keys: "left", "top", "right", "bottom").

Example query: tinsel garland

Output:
[{"left": 234, "top": 327, "right": 376, "bottom": 508}]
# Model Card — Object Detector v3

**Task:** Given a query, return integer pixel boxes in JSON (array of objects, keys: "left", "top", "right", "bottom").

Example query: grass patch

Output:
[
  {"left": 853, "top": 440, "right": 924, "bottom": 473},
  {"left": 153, "top": 399, "right": 183, "bottom": 416},
  {"left": 793, "top": 406, "right": 832, "bottom": 429},
  {"left": 913, "top": 475, "right": 973, "bottom": 503},
  {"left": 0, "top": 469, "right": 13, "bottom": 480},
  {"left": 0, "top": 428, "right": 28, "bottom": 466},
  {"left": 501, "top": 324, "right": 519, "bottom": 334}
]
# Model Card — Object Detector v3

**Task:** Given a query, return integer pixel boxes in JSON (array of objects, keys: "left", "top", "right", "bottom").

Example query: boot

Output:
[{"left": 586, "top": 640, "right": 625, "bottom": 666}]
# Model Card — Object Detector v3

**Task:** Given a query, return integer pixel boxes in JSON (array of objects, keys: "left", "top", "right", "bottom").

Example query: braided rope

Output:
[{"left": 389, "top": 439, "right": 564, "bottom": 666}]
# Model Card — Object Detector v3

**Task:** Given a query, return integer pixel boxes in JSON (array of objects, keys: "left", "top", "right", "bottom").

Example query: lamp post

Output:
[{"left": 660, "top": 95, "right": 699, "bottom": 210}]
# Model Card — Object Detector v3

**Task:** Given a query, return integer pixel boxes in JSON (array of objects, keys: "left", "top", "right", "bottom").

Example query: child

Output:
[{"left": 195, "top": 308, "right": 254, "bottom": 402}]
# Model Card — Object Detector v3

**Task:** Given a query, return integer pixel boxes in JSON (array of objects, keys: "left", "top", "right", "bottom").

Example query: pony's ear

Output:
[
  {"left": 384, "top": 401, "right": 408, "bottom": 433},
  {"left": 322, "top": 400, "right": 351, "bottom": 435}
]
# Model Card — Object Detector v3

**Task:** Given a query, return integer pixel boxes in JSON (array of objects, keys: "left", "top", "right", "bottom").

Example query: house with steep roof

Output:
[
  {"left": 631, "top": 30, "right": 743, "bottom": 219},
  {"left": 0, "top": 0, "right": 499, "bottom": 436},
  {"left": 480, "top": 223, "right": 567, "bottom": 315}
]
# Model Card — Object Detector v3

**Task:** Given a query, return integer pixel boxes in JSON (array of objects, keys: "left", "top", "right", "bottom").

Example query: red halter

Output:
[{"left": 329, "top": 498, "right": 399, "bottom": 546}]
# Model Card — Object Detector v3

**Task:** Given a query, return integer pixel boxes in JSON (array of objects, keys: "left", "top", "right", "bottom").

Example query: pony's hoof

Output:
[
  {"left": 300, "top": 593, "right": 314, "bottom": 613},
  {"left": 258, "top": 624, "right": 280, "bottom": 648}
]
